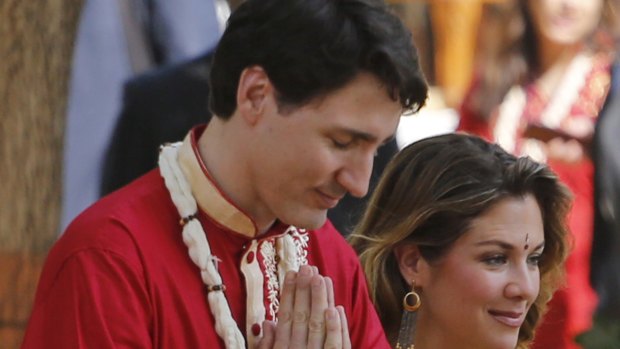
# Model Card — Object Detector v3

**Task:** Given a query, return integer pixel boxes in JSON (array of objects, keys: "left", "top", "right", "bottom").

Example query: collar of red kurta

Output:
[{"left": 176, "top": 124, "right": 277, "bottom": 238}]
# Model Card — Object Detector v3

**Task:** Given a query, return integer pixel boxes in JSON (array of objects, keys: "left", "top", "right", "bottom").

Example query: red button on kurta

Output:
[
  {"left": 251, "top": 323, "right": 261, "bottom": 336},
  {"left": 246, "top": 251, "right": 255, "bottom": 263}
]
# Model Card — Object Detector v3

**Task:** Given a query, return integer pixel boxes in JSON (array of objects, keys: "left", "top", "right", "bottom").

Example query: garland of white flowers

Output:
[
  {"left": 159, "top": 142, "right": 246, "bottom": 349},
  {"left": 494, "top": 52, "right": 594, "bottom": 158}
]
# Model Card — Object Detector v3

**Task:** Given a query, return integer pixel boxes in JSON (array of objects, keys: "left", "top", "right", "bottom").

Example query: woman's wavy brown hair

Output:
[{"left": 349, "top": 133, "right": 571, "bottom": 348}]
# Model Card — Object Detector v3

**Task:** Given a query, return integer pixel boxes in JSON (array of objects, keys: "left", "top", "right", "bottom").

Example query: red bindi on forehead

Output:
[{"left": 524, "top": 233, "right": 530, "bottom": 250}]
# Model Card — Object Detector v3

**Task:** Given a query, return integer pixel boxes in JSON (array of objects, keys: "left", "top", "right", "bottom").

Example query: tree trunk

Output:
[{"left": 0, "top": 1, "right": 83, "bottom": 347}]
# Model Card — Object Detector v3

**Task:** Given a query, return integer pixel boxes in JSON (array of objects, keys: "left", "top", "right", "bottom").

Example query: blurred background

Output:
[{"left": 1, "top": 0, "right": 618, "bottom": 347}]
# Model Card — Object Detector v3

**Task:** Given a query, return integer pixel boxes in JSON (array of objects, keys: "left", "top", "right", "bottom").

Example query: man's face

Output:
[{"left": 249, "top": 73, "right": 402, "bottom": 230}]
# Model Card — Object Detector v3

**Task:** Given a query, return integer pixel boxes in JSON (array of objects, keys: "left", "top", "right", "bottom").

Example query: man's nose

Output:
[{"left": 337, "top": 151, "right": 374, "bottom": 198}]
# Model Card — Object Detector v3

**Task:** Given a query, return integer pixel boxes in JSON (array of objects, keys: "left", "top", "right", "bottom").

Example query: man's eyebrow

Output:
[
  {"left": 337, "top": 128, "right": 395, "bottom": 144},
  {"left": 381, "top": 134, "right": 396, "bottom": 145},
  {"left": 341, "top": 128, "right": 377, "bottom": 142}
]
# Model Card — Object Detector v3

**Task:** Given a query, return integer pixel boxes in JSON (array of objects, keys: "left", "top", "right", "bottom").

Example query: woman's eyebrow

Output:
[
  {"left": 475, "top": 240, "right": 515, "bottom": 250},
  {"left": 475, "top": 240, "right": 545, "bottom": 251}
]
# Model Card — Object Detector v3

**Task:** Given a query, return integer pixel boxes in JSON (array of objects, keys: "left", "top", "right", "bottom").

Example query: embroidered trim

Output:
[
  {"left": 241, "top": 240, "right": 265, "bottom": 349},
  {"left": 292, "top": 228, "right": 310, "bottom": 266},
  {"left": 260, "top": 240, "right": 280, "bottom": 320}
]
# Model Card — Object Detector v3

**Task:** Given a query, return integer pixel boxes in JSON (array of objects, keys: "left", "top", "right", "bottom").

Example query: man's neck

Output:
[{"left": 197, "top": 117, "right": 276, "bottom": 234}]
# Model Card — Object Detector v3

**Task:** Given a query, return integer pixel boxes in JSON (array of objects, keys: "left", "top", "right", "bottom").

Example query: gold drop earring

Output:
[{"left": 396, "top": 280, "right": 421, "bottom": 349}]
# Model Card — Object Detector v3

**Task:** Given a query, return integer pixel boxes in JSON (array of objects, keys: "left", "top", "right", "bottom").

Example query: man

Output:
[
  {"left": 23, "top": 0, "right": 428, "bottom": 347},
  {"left": 100, "top": 50, "right": 400, "bottom": 235}
]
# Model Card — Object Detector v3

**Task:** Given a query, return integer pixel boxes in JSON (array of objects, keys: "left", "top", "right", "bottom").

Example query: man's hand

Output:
[{"left": 256, "top": 265, "right": 351, "bottom": 349}]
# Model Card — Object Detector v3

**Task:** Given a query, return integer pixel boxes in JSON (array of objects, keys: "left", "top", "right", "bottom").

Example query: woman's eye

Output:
[
  {"left": 527, "top": 254, "right": 542, "bottom": 267},
  {"left": 483, "top": 255, "right": 507, "bottom": 266}
]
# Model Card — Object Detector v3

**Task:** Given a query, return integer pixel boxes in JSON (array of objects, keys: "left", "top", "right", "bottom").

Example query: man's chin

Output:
[{"left": 282, "top": 210, "right": 328, "bottom": 230}]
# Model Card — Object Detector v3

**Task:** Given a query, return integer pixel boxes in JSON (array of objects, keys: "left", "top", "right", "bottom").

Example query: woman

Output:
[
  {"left": 458, "top": 1, "right": 617, "bottom": 347},
  {"left": 350, "top": 134, "right": 571, "bottom": 349}
]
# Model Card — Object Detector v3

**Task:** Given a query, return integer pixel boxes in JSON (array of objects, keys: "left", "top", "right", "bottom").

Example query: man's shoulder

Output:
[
  {"left": 38, "top": 170, "right": 186, "bottom": 302},
  {"left": 60, "top": 170, "right": 177, "bottom": 257},
  {"left": 93, "top": 169, "right": 171, "bottom": 218}
]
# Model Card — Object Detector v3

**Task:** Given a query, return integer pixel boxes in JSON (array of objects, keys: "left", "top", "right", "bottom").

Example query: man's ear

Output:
[
  {"left": 236, "top": 66, "right": 274, "bottom": 125},
  {"left": 393, "top": 243, "right": 429, "bottom": 289}
]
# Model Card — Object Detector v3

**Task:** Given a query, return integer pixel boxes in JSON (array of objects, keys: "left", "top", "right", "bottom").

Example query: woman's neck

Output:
[
  {"left": 537, "top": 35, "right": 583, "bottom": 73},
  {"left": 413, "top": 316, "right": 476, "bottom": 349},
  {"left": 535, "top": 39, "right": 585, "bottom": 97}
]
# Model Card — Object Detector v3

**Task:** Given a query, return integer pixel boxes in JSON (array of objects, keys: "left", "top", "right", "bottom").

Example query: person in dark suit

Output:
[
  {"left": 591, "top": 56, "right": 620, "bottom": 320},
  {"left": 100, "top": 49, "right": 399, "bottom": 236},
  {"left": 100, "top": 51, "right": 215, "bottom": 196}
]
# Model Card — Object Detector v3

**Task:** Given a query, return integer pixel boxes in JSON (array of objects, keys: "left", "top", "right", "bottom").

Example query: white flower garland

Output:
[
  {"left": 159, "top": 140, "right": 312, "bottom": 349},
  {"left": 159, "top": 142, "right": 246, "bottom": 349}
]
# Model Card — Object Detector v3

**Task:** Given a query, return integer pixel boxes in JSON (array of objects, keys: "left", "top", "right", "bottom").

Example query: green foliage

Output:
[{"left": 576, "top": 317, "right": 620, "bottom": 349}]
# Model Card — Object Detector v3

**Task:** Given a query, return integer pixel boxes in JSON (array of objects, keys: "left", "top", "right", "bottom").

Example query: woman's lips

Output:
[{"left": 489, "top": 310, "right": 525, "bottom": 328}]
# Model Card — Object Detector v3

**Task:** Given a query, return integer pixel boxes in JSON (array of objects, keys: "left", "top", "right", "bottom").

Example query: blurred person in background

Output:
[
  {"left": 587, "top": 51, "right": 620, "bottom": 345},
  {"left": 61, "top": 0, "right": 228, "bottom": 231},
  {"left": 458, "top": 0, "right": 617, "bottom": 348}
]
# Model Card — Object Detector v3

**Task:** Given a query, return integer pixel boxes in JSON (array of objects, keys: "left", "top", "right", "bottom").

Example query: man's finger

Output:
[
  {"left": 307, "top": 275, "right": 328, "bottom": 349},
  {"left": 323, "top": 307, "right": 342, "bottom": 349},
  {"left": 290, "top": 265, "right": 313, "bottom": 348},
  {"left": 256, "top": 320, "right": 276, "bottom": 349},
  {"left": 337, "top": 306, "right": 351, "bottom": 349},
  {"left": 325, "top": 276, "right": 335, "bottom": 308},
  {"left": 274, "top": 271, "right": 296, "bottom": 349}
]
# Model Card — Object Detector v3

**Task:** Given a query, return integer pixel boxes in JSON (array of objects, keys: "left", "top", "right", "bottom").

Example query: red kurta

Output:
[
  {"left": 22, "top": 127, "right": 390, "bottom": 348},
  {"left": 459, "top": 53, "right": 612, "bottom": 349}
]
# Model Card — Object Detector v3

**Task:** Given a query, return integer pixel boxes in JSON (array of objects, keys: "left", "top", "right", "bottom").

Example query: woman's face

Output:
[
  {"left": 416, "top": 195, "right": 544, "bottom": 349},
  {"left": 527, "top": 0, "right": 604, "bottom": 46}
]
